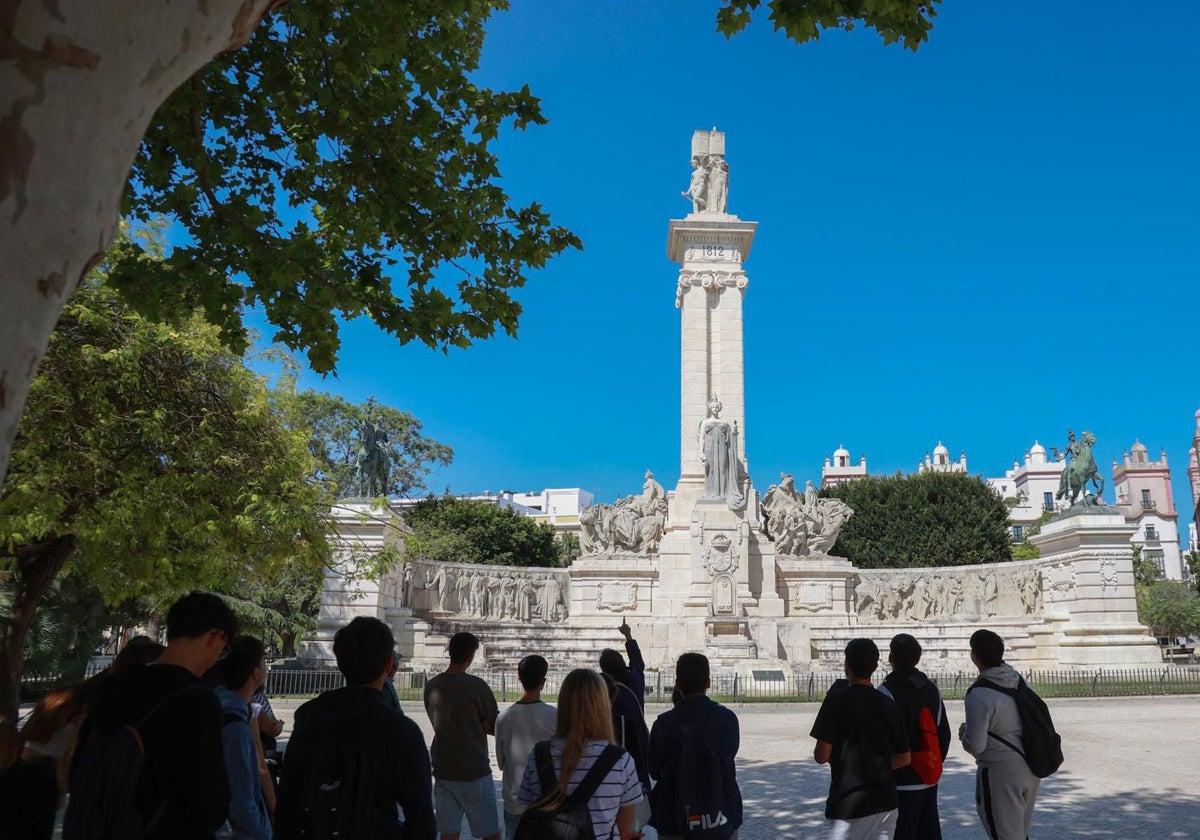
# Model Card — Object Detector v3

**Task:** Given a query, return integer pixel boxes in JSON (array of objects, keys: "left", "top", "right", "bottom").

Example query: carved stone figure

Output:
[
  {"left": 707, "top": 157, "right": 728, "bottom": 214},
  {"left": 540, "top": 577, "right": 565, "bottom": 621},
  {"left": 400, "top": 564, "right": 413, "bottom": 608},
  {"left": 1021, "top": 570, "right": 1042, "bottom": 613},
  {"left": 578, "top": 469, "right": 669, "bottom": 556},
  {"left": 682, "top": 154, "right": 709, "bottom": 213},
  {"left": 427, "top": 566, "right": 446, "bottom": 612},
  {"left": 699, "top": 396, "right": 745, "bottom": 510},
  {"left": 761, "top": 472, "right": 853, "bottom": 557}
]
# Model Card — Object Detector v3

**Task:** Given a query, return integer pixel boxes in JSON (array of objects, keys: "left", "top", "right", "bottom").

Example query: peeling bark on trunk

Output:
[
  {"left": 0, "top": 535, "right": 75, "bottom": 723},
  {"left": 0, "top": 0, "right": 282, "bottom": 491}
]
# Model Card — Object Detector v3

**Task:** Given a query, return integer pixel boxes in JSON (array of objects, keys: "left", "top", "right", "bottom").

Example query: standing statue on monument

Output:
[
  {"left": 354, "top": 415, "right": 390, "bottom": 497},
  {"left": 682, "top": 154, "right": 709, "bottom": 213},
  {"left": 707, "top": 156, "right": 729, "bottom": 214},
  {"left": 699, "top": 395, "right": 745, "bottom": 510}
]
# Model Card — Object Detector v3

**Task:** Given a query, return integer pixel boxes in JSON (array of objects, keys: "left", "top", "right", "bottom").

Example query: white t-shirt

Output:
[
  {"left": 495, "top": 700, "right": 558, "bottom": 815},
  {"left": 518, "top": 738, "right": 643, "bottom": 840}
]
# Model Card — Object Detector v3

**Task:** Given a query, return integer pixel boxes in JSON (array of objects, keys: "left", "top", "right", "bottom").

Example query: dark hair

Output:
[
  {"left": 600, "top": 671, "right": 618, "bottom": 701},
  {"left": 889, "top": 633, "right": 923, "bottom": 671},
  {"left": 675, "top": 652, "right": 710, "bottom": 696},
  {"left": 518, "top": 654, "right": 549, "bottom": 690},
  {"left": 220, "top": 636, "right": 266, "bottom": 691},
  {"left": 334, "top": 617, "right": 395, "bottom": 685},
  {"left": 110, "top": 638, "right": 165, "bottom": 674},
  {"left": 598, "top": 648, "right": 627, "bottom": 680},
  {"left": 970, "top": 629, "right": 1005, "bottom": 668},
  {"left": 447, "top": 631, "right": 479, "bottom": 665},
  {"left": 844, "top": 638, "right": 880, "bottom": 679},
  {"left": 165, "top": 592, "right": 238, "bottom": 641}
]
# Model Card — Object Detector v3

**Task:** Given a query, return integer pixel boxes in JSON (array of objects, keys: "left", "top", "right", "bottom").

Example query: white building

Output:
[
  {"left": 821, "top": 445, "right": 868, "bottom": 488},
  {"left": 918, "top": 441, "right": 967, "bottom": 473},
  {"left": 985, "top": 441, "right": 1066, "bottom": 541}
]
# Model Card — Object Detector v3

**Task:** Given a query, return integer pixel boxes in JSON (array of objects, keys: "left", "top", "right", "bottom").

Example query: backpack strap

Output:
[
  {"left": 565, "top": 744, "right": 624, "bottom": 806},
  {"left": 223, "top": 710, "right": 247, "bottom": 727},
  {"left": 532, "top": 740, "right": 558, "bottom": 802},
  {"left": 969, "top": 677, "right": 1026, "bottom": 757}
]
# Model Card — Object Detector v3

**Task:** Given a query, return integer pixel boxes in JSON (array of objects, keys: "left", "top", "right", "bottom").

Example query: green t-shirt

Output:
[{"left": 423, "top": 670, "right": 499, "bottom": 780}]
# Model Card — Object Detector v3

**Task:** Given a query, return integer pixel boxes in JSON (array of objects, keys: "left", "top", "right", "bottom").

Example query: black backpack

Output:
[
  {"left": 276, "top": 724, "right": 374, "bottom": 840},
  {"left": 969, "top": 676, "right": 1064, "bottom": 778},
  {"left": 514, "top": 741, "right": 624, "bottom": 840},
  {"left": 648, "top": 709, "right": 736, "bottom": 839},
  {"left": 63, "top": 685, "right": 203, "bottom": 840}
]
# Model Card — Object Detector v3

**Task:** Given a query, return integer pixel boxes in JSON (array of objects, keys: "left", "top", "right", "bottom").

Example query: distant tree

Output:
[
  {"left": 282, "top": 386, "right": 453, "bottom": 500},
  {"left": 717, "top": 0, "right": 939, "bottom": 51},
  {"left": 820, "top": 472, "right": 1013, "bottom": 568},
  {"left": 403, "top": 497, "right": 562, "bottom": 568},
  {"left": 1136, "top": 580, "right": 1200, "bottom": 642},
  {"left": 0, "top": 279, "right": 328, "bottom": 722},
  {"left": 1186, "top": 551, "right": 1200, "bottom": 594},
  {"left": 1131, "top": 544, "right": 1162, "bottom": 588}
]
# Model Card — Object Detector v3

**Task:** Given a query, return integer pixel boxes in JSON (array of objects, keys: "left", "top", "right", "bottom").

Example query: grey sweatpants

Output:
[{"left": 975, "top": 760, "right": 1039, "bottom": 840}]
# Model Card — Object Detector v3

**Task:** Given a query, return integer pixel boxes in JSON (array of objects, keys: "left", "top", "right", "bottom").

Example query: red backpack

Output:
[{"left": 908, "top": 706, "right": 943, "bottom": 785}]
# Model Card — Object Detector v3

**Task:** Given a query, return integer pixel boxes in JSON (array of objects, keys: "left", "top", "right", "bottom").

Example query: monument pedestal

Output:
[{"left": 1029, "top": 508, "right": 1160, "bottom": 666}]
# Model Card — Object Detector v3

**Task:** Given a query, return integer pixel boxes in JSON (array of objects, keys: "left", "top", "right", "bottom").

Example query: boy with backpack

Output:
[
  {"left": 647, "top": 653, "right": 742, "bottom": 840},
  {"left": 810, "top": 638, "right": 911, "bottom": 840},
  {"left": 215, "top": 636, "right": 272, "bottom": 840},
  {"left": 960, "top": 629, "right": 1061, "bottom": 840},
  {"left": 878, "top": 634, "right": 951, "bottom": 840},
  {"left": 275, "top": 617, "right": 435, "bottom": 840},
  {"left": 64, "top": 591, "right": 237, "bottom": 840}
]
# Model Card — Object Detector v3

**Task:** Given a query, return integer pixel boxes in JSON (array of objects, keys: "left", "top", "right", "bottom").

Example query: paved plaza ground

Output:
[{"left": 264, "top": 693, "right": 1199, "bottom": 839}]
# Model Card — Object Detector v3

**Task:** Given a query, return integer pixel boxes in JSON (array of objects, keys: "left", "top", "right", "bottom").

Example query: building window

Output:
[
  {"left": 1141, "top": 489, "right": 1155, "bottom": 509},
  {"left": 837, "top": 456, "right": 847, "bottom": 467},
  {"left": 1145, "top": 549, "right": 1165, "bottom": 577},
  {"left": 1145, "top": 525, "right": 1158, "bottom": 540},
  {"left": 1013, "top": 525, "right": 1023, "bottom": 541},
  {"left": 1043, "top": 492, "right": 1054, "bottom": 512}
]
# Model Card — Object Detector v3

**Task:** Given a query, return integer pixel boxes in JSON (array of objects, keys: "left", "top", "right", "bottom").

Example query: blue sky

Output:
[{"left": 257, "top": 2, "right": 1200, "bottom": 534}]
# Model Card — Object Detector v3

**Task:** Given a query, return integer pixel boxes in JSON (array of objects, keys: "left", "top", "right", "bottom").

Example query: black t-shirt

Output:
[{"left": 810, "top": 684, "right": 908, "bottom": 820}]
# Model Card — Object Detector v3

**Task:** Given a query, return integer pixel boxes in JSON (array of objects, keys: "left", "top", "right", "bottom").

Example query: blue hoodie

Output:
[{"left": 215, "top": 687, "right": 272, "bottom": 840}]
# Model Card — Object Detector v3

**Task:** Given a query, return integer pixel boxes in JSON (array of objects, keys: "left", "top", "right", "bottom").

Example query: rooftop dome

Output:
[
  {"left": 933, "top": 441, "right": 949, "bottom": 456},
  {"left": 833, "top": 444, "right": 850, "bottom": 459},
  {"left": 1029, "top": 440, "right": 1047, "bottom": 464}
]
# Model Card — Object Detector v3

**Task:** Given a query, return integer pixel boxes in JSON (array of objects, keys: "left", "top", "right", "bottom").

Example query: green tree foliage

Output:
[
  {"left": 281, "top": 387, "right": 453, "bottom": 500},
  {"left": 105, "top": 1, "right": 581, "bottom": 374},
  {"left": 820, "top": 472, "right": 1014, "bottom": 568},
  {"left": 1186, "top": 551, "right": 1200, "bottom": 594},
  {"left": 0, "top": 281, "right": 329, "bottom": 720},
  {"left": 717, "top": 0, "right": 939, "bottom": 52},
  {"left": 404, "top": 497, "right": 562, "bottom": 568},
  {"left": 1011, "top": 510, "right": 1056, "bottom": 561},
  {"left": 1136, "top": 580, "right": 1200, "bottom": 642}
]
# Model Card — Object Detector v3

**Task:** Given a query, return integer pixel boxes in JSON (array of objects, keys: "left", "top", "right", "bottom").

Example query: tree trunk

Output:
[
  {"left": 0, "top": 0, "right": 283, "bottom": 491},
  {"left": 0, "top": 535, "right": 75, "bottom": 724},
  {"left": 280, "top": 628, "right": 296, "bottom": 659}
]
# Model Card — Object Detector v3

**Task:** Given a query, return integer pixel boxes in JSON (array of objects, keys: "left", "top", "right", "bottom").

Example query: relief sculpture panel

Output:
[
  {"left": 417, "top": 561, "right": 569, "bottom": 623},
  {"left": 852, "top": 566, "right": 1043, "bottom": 622}
]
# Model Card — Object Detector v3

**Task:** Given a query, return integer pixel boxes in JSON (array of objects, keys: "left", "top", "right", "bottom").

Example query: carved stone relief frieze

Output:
[
  {"left": 1099, "top": 560, "right": 1119, "bottom": 592},
  {"left": 851, "top": 566, "right": 1043, "bottom": 622},
  {"left": 416, "top": 562, "right": 569, "bottom": 623}
]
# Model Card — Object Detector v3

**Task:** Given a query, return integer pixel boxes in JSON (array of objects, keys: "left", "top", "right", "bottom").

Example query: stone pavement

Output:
[{"left": 264, "top": 694, "right": 1200, "bottom": 839}]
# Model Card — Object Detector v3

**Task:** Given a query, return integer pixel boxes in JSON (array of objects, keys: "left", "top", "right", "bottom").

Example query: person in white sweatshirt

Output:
[{"left": 958, "top": 630, "right": 1039, "bottom": 840}]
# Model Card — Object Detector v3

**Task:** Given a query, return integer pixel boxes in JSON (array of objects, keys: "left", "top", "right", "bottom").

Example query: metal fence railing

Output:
[{"left": 22, "top": 662, "right": 1200, "bottom": 705}]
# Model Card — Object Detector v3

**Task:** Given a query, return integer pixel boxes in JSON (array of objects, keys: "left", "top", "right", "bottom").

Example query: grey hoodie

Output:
[{"left": 960, "top": 663, "right": 1025, "bottom": 765}]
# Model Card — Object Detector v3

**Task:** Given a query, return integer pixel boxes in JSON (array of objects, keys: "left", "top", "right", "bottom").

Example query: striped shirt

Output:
[{"left": 518, "top": 738, "right": 643, "bottom": 840}]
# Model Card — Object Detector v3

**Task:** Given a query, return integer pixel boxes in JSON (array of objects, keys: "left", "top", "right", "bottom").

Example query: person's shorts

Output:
[{"left": 434, "top": 775, "right": 501, "bottom": 837}]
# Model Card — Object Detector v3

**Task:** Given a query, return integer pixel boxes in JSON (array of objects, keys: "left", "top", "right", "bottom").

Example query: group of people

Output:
[
  {"left": 0, "top": 589, "right": 1045, "bottom": 840},
  {"left": 425, "top": 621, "right": 742, "bottom": 840},
  {"left": 811, "top": 629, "right": 1043, "bottom": 840}
]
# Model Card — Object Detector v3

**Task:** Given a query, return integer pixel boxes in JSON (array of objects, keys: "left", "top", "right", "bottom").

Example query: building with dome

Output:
[
  {"left": 1113, "top": 441, "right": 1182, "bottom": 579},
  {"left": 820, "top": 445, "right": 868, "bottom": 487},
  {"left": 985, "top": 441, "right": 1067, "bottom": 541},
  {"left": 918, "top": 441, "right": 967, "bottom": 473},
  {"left": 1188, "top": 410, "right": 1200, "bottom": 562}
]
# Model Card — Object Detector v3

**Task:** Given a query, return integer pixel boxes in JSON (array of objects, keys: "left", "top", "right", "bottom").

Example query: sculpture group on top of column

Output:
[
  {"left": 681, "top": 152, "right": 730, "bottom": 214},
  {"left": 760, "top": 473, "right": 853, "bottom": 558},
  {"left": 579, "top": 470, "right": 668, "bottom": 557},
  {"left": 419, "top": 563, "right": 568, "bottom": 623},
  {"left": 853, "top": 567, "right": 1042, "bottom": 622}
]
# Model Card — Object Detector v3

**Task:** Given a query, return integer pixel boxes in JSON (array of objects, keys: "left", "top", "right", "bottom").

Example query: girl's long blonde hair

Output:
[{"left": 539, "top": 668, "right": 614, "bottom": 807}]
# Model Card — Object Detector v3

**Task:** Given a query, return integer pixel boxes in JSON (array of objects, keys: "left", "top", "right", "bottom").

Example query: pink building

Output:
[{"left": 1113, "top": 441, "right": 1182, "bottom": 579}]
